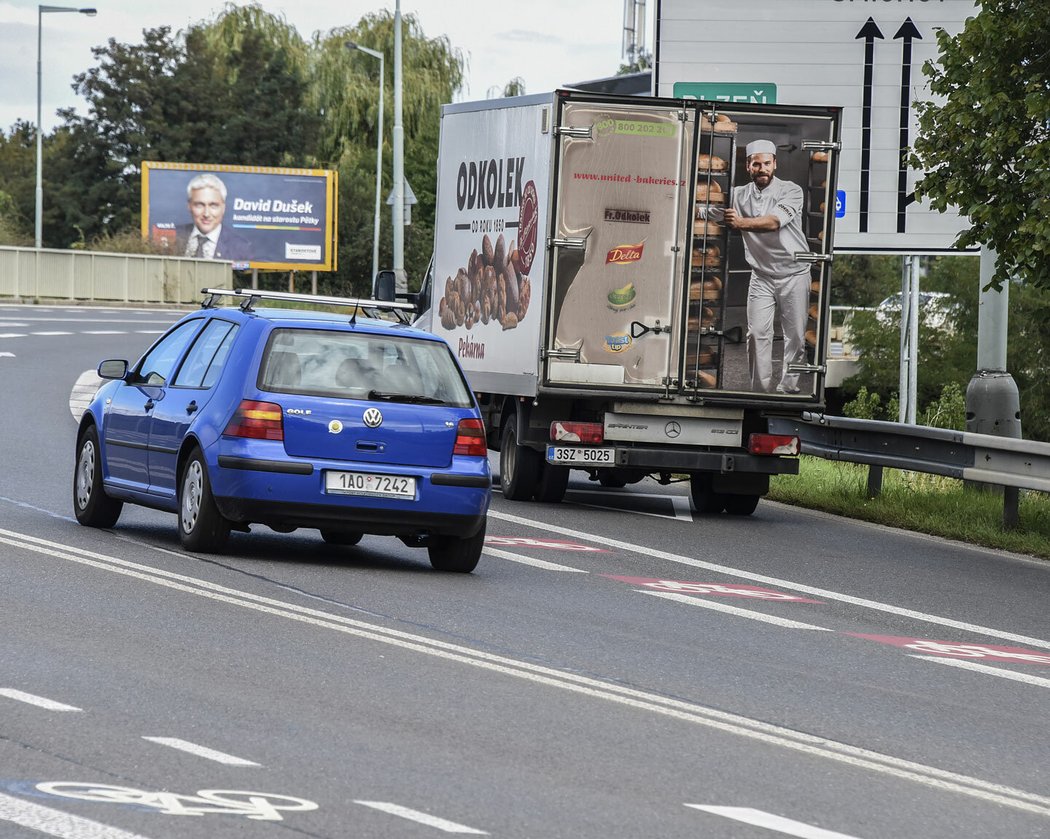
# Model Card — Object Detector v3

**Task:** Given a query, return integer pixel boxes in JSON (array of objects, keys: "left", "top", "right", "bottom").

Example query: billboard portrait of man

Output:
[{"left": 176, "top": 173, "right": 252, "bottom": 262}]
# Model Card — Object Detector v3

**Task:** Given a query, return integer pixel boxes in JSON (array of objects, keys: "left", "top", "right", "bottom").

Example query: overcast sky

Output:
[{"left": 0, "top": 0, "right": 652, "bottom": 134}]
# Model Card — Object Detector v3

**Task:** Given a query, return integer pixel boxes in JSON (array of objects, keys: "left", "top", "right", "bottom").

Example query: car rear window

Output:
[{"left": 259, "top": 328, "right": 475, "bottom": 407}]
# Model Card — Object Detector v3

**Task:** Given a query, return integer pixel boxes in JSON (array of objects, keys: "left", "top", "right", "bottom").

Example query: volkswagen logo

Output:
[
  {"left": 363, "top": 408, "right": 383, "bottom": 428},
  {"left": 664, "top": 420, "right": 682, "bottom": 438}
]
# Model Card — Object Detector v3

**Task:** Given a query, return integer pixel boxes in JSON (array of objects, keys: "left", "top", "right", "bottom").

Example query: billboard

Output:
[
  {"left": 655, "top": 0, "right": 978, "bottom": 254},
  {"left": 141, "top": 162, "right": 338, "bottom": 270}
]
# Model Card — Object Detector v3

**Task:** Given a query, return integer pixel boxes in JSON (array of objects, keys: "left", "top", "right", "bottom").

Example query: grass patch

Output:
[{"left": 769, "top": 456, "right": 1050, "bottom": 560}]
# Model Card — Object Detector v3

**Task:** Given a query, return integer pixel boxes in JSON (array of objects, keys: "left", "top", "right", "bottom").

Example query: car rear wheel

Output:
[
  {"left": 723, "top": 493, "right": 761, "bottom": 516},
  {"left": 73, "top": 425, "right": 123, "bottom": 528},
  {"left": 428, "top": 519, "right": 486, "bottom": 573},
  {"left": 689, "top": 473, "right": 726, "bottom": 514},
  {"left": 179, "top": 450, "right": 230, "bottom": 553},
  {"left": 500, "top": 420, "right": 540, "bottom": 501},
  {"left": 320, "top": 530, "right": 363, "bottom": 546}
]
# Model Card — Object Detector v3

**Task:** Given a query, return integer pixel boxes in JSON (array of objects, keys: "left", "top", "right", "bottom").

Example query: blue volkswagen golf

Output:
[{"left": 73, "top": 289, "right": 491, "bottom": 571}]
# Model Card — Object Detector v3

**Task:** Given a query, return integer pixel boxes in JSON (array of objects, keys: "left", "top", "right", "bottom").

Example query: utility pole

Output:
[{"left": 392, "top": 0, "right": 406, "bottom": 294}]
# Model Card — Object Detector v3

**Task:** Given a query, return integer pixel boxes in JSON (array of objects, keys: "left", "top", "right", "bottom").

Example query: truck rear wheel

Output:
[
  {"left": 500, "top": 421, "right": 540, "bottom": 501},
  {"left": 534, "top": 461, "right": 569, "bottom": 503},
  {"left": 723, "top": 494, "right": 761, "bottom": 516},
  {"left": 689, "top": 473, "right": 725, "bottom": 514}
]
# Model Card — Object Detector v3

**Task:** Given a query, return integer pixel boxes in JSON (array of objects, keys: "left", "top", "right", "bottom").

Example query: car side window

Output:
[
  {"left": 136, "top": 320, "right": 203, "bottom": 387},
  {"left": 173, "top": 320, "right": 240, "bottom": 389}
]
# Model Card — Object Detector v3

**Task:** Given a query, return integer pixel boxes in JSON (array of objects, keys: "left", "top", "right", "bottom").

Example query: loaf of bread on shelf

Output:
[
  {"left": 695, "top": 181, "right": 724, "bottom": 203},
  {"left": 694, "top": 219, "right": 723, "bottom": 237},
  {"left": 811, "top": 150, "right": 829, "bottom": 162},
  {"left": 697, "top": 153, "right": 727, "bottom": 172},
  {"left": 689, "top": 276, "right": 723, "bottom": 302},
  {"left": 700, "top": 112, "right": 737, "bottom": 133},
  {"left": 691, "top": 244, "right": 721, "bottom": 268}
]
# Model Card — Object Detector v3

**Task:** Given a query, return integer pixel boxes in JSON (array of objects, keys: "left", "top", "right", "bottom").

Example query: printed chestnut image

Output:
[{"left": 438, "top": 232, "right": 531, "bottom": 331}]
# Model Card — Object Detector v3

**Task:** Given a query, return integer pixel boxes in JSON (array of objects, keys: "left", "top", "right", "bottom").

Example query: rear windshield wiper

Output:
[{"left": 367, "top": 390, "right": 448, "bottom": 405}]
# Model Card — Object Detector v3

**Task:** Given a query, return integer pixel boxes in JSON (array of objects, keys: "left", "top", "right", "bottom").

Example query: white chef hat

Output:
[{"left": 745, "top": 139, "right": 777, "bottom": 157}]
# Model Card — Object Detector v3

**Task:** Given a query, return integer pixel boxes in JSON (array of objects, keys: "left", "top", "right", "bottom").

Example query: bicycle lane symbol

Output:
[{"left": 33, "top": 783, "right": 319, "bottom": 821}]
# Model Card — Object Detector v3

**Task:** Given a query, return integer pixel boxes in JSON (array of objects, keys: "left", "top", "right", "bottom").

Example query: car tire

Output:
[
  {"left": 73, "top": 425, "right": 123, "bottom": 528},
  {"left": 500, "top": 420, "right": 540, "bottom": 501},
  {"left": 320, "top": 530, "right": 363, "bottom": 546},
  {"left": 428, "top": 519, "right": 486, "bottom": 573},
  {"left": 178, "top": 450, "right": 230, "bottom": 553},
  {"left": 723, "top": 493, "right": 761, "bottom": 516},
  {"left": 534, "top": 461, "right": 569, "bottom": 503},
  {"left": 689, "top": 473, "right": 726, "bottom": 514}
]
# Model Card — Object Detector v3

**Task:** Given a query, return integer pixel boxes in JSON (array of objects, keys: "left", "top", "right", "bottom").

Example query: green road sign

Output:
[{"left": 672, "top": 83, "right": 777, "bottom": 104}]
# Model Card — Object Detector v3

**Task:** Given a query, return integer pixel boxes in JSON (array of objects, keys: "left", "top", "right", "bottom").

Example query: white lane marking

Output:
[
  {"left": 686, "top": 805, "right": 861, "bottom": 838},
  {"left": 0, "top": 688, "right": 82, "bottom": 711},
  {"left": 69, "top": 369, "right": 104, "bottom": 422},
  {"left": 4, "top": 528, "right": 1050, "bottom": 818},
  {"left": 910, "top": 655, "right": 1050, "bottom": 689},
  {"left": 31, "top": 331, "right": 74, "bottom": 336},
  {"left": 0, "top": 322, "right": 28, "bottom": 327},
  {"left": 639, "top": 591, "right": 832, "bottom": 631},
  {"left": 81, "top": 331, "right": 127, "bottom": 335},
  {"left": 0, "top": 352, "right": 14, "bottom": 358},
  {"left": 488, "top": 510, "right": 1050, "bottom": 651},
  {"left": 483, "top": 546, "right": 587, "bottom": 572},
  {"left": 134, "top": 330, "right": 164, "bottom": 334},
  {"left": 141, "top": 737, "right": 260, "bottom": 766},
  {"left": 0, "top": 333, "right": 27, "bottom": 338},
  {"left": 354, "top": 801, "right": 487, "bottom": 834},
  {"left": 0, "top": 791, "right": 152, "bottom": 838}
]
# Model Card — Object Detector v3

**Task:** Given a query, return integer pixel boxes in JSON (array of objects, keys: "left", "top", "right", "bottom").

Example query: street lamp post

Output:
[
  {"left": 36, "top": 5, "right": 96, "bottom": 249},
  {"left": 346, "top": 41, "right": 384, "bottom": 286}
]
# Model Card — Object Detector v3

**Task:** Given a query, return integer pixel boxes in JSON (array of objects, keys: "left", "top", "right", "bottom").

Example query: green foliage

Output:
[
  {"left": 842, "top": 386, "right": 882, "bottom": 420},
  {"left": 911, "top": 1, "right": 1050, "bottom": 291},
  {"left": 830, "top": 254, "right": 899, "bottom": 307},
  {"left": 618, "top": 48, "right": 652, "bottom": 75},
  {"left": 920, "top": 381, "right": 966, "bottom": 430}
]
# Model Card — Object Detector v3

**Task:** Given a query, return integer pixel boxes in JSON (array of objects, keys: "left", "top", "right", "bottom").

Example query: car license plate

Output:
[
  {"left": 325, "top": 471, "right": 416, "bottom": 499},
  {"left": 546, "top": 446, "right": 616, "bottom": 465}
]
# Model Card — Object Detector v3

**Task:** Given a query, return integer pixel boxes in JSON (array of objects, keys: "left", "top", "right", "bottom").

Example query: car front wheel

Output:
[
  {"left": 179, "top": 450, "right": 230, "bottom": 553},
  {"left": 73, "top": 425, "right": 123, "bottom": 528},
  {"left": 428, "top": 519, "right": 486, "bottom": 573}
]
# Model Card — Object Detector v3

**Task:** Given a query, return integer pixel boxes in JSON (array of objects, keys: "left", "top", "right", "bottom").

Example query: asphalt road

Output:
[{"left": 1, "top": 302, "right": 1049, "bottom": 839}]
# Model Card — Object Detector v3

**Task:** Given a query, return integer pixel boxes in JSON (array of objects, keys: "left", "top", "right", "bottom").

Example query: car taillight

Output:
[
  {"left": 549, "top": 421, "right": 604, "bottom": 443},
  {"left": 224, "top": 400, "right": 284, "bottom": 441},
  {"left": 748, "top": 433, "right": 800, "bottom": 456},
  {"left": 454, "top": 418, "right": 487, "bottom": 456}
]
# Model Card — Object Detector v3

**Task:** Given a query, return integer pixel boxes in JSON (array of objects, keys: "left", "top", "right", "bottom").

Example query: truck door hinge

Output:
[
  {"left": 543, "top": 348, "right": 581, "bottom": 361},
  {"left": 555, "top": 126, "right": 593, "bottom": 139},
  {"left": 794, "top": 252, "right": 833, "bottom": 264},
  {"left": 787, "top": 363, "right": 825, "bottom": 375},
  {"left": 548, "top": 237, "right": 587, "bottom": 251},
  {"left": 802, "top": 140, "right": 842, "bottom": 151}
]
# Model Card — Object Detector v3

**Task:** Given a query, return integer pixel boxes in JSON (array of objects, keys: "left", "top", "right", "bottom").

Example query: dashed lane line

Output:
[
  {"left": 487, "top": 510, "right": 1050, "bottom": 651},
  {"left": 354, "top": 801, "right": 488, "bottom": 834},
  {"left": 31, "top": 331, "right": 74, "bottom": 336},
  {"left": 0, "top": 688, "right": 82, "bottom": 711},
  {"left": 638, "top": 590, "right": 833, "bottom": 631},
  {"left": 3, "top": 526, "right": 1050, "bottom": 818},
  {"left": 0, "top": 791, "right": 152, "bottom": 839},
  {"left": 142, "top": 737, "right": 260, "bottom": 766},
  {"left": 909, "top": 655, "right": 1050, "bottom": 689},
  {"left": 686, "top": 805, "right": 861, "bottom": 838}
]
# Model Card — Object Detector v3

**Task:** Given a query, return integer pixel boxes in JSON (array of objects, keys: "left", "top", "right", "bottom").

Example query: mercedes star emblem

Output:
[
  {"left": 665, "top": 420, "right": 682, "bottom": 438},
  {"left": 363, "top": 407, "right": 383, "bottom": 428}
]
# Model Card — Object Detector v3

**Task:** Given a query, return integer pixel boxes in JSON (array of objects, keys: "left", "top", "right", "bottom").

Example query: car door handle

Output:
[
  {"left": 143, "top": 399, "right": 155, "bottom": 412},
  {"left": 186, "top": 400, "right": 198, "bottom": 415}
]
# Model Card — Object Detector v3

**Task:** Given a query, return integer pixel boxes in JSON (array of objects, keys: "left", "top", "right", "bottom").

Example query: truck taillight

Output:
[
  {"left": 550, "top": 421, "right": 604, "bottom": 444},
  {"left": 224, "top": 400, "right": 284, "bottom": 440},
  {"left": 748, "top": 433, "right": 800, "bottom": 456},
  {"left": 454, "top": 418, "right": 487, "bottom": 456}
]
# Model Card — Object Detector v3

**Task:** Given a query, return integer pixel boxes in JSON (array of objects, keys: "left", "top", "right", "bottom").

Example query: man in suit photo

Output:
[{"left": 176, "top": 173, "right": 252, "bottom": 263}]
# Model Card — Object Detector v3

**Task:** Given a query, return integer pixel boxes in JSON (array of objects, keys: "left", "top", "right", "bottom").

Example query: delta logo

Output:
[{"left": 606, "top": 242, "right": 644, "bottom": 265}]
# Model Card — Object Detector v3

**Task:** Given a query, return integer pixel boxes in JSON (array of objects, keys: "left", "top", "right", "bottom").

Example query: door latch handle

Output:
[
  {"left": 186, "top": 400, "right": 198, "bottom": 415},
  {"left": 143, "top": 399, "right": 155, "bottom": 411}
]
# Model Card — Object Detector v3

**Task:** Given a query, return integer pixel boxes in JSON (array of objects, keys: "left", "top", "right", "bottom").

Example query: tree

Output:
[{"left": 911, "top": 1, "right": 1050, "bottom": 291}]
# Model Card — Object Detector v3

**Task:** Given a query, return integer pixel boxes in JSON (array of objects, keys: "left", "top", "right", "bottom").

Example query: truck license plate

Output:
[
  {"left": 546, "top": 446, "right": 615, "bottom": 465},
  {"left": 325, "top": 471, "right": 416, "bottom": 499}
]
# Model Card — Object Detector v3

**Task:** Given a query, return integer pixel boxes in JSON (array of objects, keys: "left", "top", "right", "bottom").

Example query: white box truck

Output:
[{"left": 416, "top": 90, "right": 842, "bottom": 514}]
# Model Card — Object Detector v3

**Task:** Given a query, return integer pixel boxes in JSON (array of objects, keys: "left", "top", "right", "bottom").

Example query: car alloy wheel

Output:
[{"left": 181, "top": 459, "right": 204, "bottom": 535}]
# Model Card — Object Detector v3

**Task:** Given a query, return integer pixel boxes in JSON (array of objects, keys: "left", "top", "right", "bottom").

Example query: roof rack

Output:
[{"left": 200, "top": 288, "right": 417, "bottom": 323}]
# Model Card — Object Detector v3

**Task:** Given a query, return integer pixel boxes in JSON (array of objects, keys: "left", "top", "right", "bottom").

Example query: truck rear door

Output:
[{"left": 545, "top": 95, "right": 694, "bottom": 391}]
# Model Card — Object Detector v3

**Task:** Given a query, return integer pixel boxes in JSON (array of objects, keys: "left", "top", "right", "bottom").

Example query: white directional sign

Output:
[{"left": 655, "top": 0, "right": 979, "bottom": 253}]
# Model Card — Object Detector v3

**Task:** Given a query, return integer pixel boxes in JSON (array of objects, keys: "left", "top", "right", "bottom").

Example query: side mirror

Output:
[
  {"left": 373, "top": 270, "right": 396, "bottom": 302},
  {"left": 97, "top": 359, "right": 129, "bottom": 380}
]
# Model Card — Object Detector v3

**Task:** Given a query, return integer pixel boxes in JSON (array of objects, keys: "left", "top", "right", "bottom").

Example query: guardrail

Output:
[
  {"left": 0, "top": 246, "right": 232, "bottom": 304},
  {"left": 768, "top": 413, "right": 1050, "bottom": 529}
]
